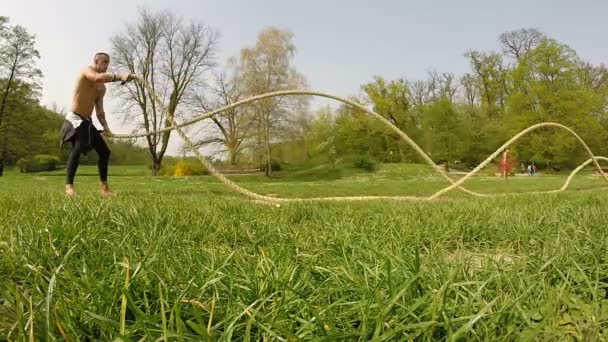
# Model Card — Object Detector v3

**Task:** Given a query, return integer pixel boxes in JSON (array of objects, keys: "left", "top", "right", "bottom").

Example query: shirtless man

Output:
[{"left": 60, "top": 52, "right": 137, "bottom": 197}]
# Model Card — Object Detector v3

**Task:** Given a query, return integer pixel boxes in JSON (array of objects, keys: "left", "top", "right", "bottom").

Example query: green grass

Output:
[{"left": 1, "top": 164, "right": 608, "bottom": 340}]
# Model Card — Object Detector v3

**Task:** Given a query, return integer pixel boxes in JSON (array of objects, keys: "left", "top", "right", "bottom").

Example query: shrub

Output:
[
  {"left": 158, "top": 163, "right": 175, "bottom": 176},
  {"left": 353, "top": 155, "right": 377, "bottom": 172},
  {"left": 172, "top": 159, "right": 208, "bottom": 176},
  {"left": 260, "top": 160, "right": 282, "bottom": 172},
  {"left": 271, "top": 160, "right": 281, "bottom": 172},
  {"left": 17, "top": 155, "right": 61, "bottom": 173}
]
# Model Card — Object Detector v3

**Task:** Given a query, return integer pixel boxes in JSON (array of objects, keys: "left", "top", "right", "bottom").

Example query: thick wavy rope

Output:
[{"left": 110, "top": 79, "right": 608, "bottom": 205}]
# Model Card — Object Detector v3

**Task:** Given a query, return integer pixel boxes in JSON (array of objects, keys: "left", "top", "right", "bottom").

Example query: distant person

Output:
[
  {"left": 60, "top": 51, "right": 137, "bottom": 197},
  {"left": 500, "top": 149, "right": 511, "bottom": 179},
  {"left": 527, "top": 162, "right": 537, "bottom": 176}
]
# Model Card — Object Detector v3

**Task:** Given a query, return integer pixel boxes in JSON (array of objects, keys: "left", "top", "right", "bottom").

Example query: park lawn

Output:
[{"left": 1, "top": 163, "right": 608, "bottom": 340}]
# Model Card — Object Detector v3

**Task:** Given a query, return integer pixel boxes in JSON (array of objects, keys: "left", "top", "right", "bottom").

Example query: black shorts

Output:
[{"left": 60, "top": 116, "right": 104, "bottom": 155}]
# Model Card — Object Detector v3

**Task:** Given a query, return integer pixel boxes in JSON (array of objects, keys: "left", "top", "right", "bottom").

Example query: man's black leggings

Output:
[{"left": 66, "top": 120, "right": 110, "bottom": 185}]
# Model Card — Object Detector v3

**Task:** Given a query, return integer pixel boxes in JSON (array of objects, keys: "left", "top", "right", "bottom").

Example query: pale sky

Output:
[{"left": 4, "top": 0, "right": 608, "bottom": 155}]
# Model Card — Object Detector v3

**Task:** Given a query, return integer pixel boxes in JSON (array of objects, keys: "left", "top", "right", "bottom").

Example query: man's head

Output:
[{"left": 93, "top": 52, "right": 110, "bottom": 72}]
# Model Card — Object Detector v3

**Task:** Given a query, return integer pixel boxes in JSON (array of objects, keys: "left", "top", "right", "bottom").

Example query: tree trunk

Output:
[
  {"left": 264, "top": 147, "right": 271, "bottom": 176},
  {"left": 397, "top": 143, "right": 405, "bottom": 162},
  {"left": 259, "top": 108, "right": 272, "bottom": 177},
  {"left": 264, "top": 119, "right": 271, "bottom": 177},
  {"left": 0, "top": 58, "right": 17, "bottom": 131},
  {"left": 229, "top": 150, "right": 238, "bottom": 166},
  {"left": 0, "top": 62, "right": 17, "bottom": 179},
  {"left": 0, "top": 113, "right": 9, "bottom": 178},
  {"left": 151, "top": 160, "right": 161, "bottom": 176},
  {"left": 444, "top": 161, "right": 449, "bottom": 172},
  {"left": 256, "top": 109, "right": 264, "bottom": 173}
]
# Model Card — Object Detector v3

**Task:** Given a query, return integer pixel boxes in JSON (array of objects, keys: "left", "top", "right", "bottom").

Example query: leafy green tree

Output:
[
  {"left": 306, "top": 105, "right": 338, "bottom": 166},
  {"left": 464, "top": 50, "right": 509, "bottom": 116},
  {"left": 0, "top": 19, "right": 42, "bottom": 176},
  {"left": 421, "top": 98, "right": 469, "bottom": 171},
  {"left": 504, "top": 39, "right": 606, "bottom": 168},
  {"left": 361, "top": 76, "right": 420, "bottom": 161}
]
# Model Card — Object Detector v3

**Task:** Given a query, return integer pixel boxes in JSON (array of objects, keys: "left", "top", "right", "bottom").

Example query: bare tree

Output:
[
  {"left": 406, "top": 71, "right": 457, "bottom": 104},
  {"left": 578, "top": 62, "right": 608, "bottom": 91},
  {"left": 111, "top": 7, "right": 219, "bottom": 175},
  {"left": 499, "top": 28, "right": 546, "bottom": 60},
  {"left": 408, "top": 79, "right": 432, "bottom": 106},
  {"left": 460, "top": 73, "right": 478, "bottom": 106},
  {"left": 438, "top": 72, "right": 459, "bottom": 102},
  {"left": 192, "top": 64, "right": 256, "bottom": 166},
  {"left": 426, "top": 71, "right": 440, "bottom": 101}
]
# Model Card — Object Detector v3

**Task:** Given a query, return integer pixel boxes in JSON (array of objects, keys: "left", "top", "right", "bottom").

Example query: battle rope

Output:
[{"left": 109, "top": 79, "right": 608, "bottom": 205}]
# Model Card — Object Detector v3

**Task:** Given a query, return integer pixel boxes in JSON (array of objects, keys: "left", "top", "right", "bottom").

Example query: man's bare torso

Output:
[{"left": 71, "top": 66, "right": 106, "bottom": 118}]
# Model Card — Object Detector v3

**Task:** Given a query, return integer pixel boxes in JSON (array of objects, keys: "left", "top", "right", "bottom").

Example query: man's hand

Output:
[
  {"left": 102, "top": 126, "right": 113, "bottom": 137},
  {"left": 120, "top": 73, "right": 138, "bottom": 83}
]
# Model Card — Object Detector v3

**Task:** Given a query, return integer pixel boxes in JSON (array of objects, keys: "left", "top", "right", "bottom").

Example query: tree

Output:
[
  {"left": 464, "top": 50, "right": 509, "bottom": 114},
  {"left": 576, "top": 62, "right": 608, "bottom": 93},
  {"left": 361, "top": 76, "right": 419, "bottom": 161},
  {"left": 271, "top": 106, "right": 314, "bottom": 165},
  {"left": 504, "top": 39, "right": 606, "bottom": 167},
  {"left": 0, "top": 17, "right": 7, "bottom": 35},
  {"left": 499, "top": 28, "right": 546, "bottom": 60},
  {"left": 0, "top": 19, "right": 42, "bottom": 176},
  {"left": 306, "top": 105, "right": 338, "bottom": 166},
  {"left": 193, "top": 64, "right": 255, "bottom": 166},
  {"left": 408, "top": 79, "right": 433, "bottom": 107},
  {"left": 237, "top": 27, "right": 308, "bottom": 176},
  {"left": 438, "top": 72, "right": 459, "bottom": 103},
  {"left": 0, "top": 78, "right": 65, "bottom": 170},
  {"left": 421, "top": 99, "right": 468, "bottom": 171},
  {"left": 460, "top": 73, "right": 478, "bottom": 106},
  {"left": 111, "top": 7, "right": 219, "bottom": 175},
  {"left": 333, "top": 100, "right": 382, "bottom": 158}
]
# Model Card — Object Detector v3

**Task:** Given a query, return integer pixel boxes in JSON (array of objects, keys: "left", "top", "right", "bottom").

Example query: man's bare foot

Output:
[
  {"left": 100, "top": 189, "right": 114, "bottom": 197},
  {"left": 65, "top": 185, "right": 76, "bottom": 197},
  {"left": 100, "top": 183, "right": 114, "bottom": 197}
]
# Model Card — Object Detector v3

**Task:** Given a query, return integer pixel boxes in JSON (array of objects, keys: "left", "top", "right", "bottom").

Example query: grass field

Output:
[{"left": 2, "top": 164, "right": 608, "bottom": 340}]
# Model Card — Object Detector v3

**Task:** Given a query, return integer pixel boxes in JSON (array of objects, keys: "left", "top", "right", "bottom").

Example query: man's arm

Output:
[
  {"left": 83, "top": 67, "right": 119, "bottom": 83},
  {"left": 82, "top": 67, "right": 136, "bottom": 83},
  {"left": 95, "top": 88, "right": 111, "bottom": 134}
]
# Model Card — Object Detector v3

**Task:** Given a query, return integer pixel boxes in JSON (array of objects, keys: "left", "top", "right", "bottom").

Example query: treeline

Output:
[
  {"left": 214, "top": 28, "right": 608, "bottom": 172},
  {"left": 334, "top": 29, "right": 608, "bottom": 170},
  {"left": 2, "top": 11, "right": 607, "bottom": 176}
]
